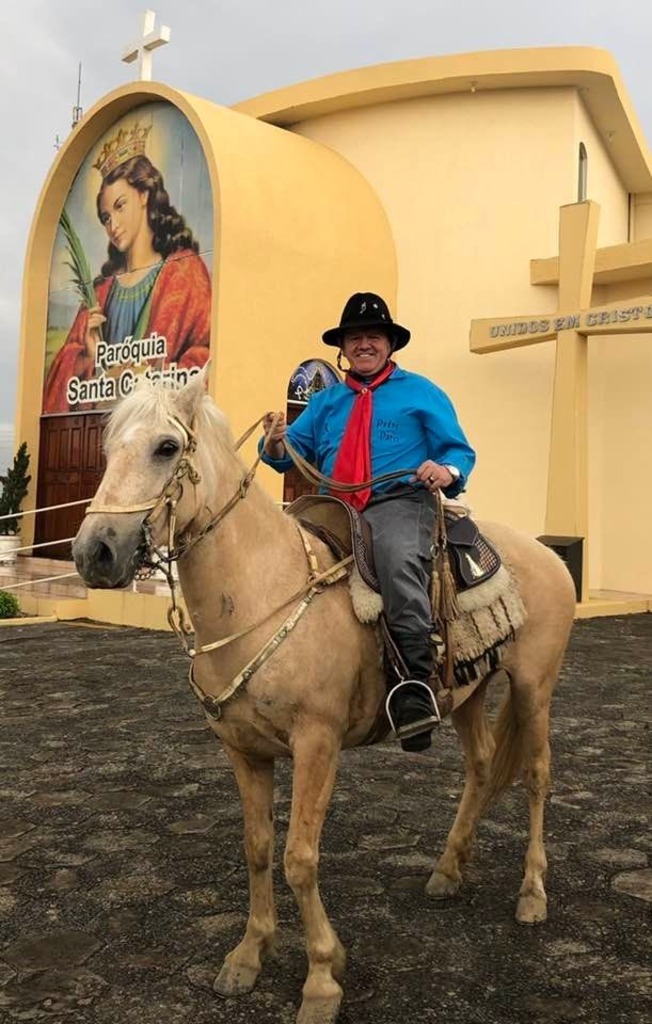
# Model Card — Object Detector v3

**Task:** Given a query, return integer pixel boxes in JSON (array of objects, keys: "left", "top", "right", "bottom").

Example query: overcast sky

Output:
[{"left": 2, "top": 0, "right": 652, "bottom": 436}]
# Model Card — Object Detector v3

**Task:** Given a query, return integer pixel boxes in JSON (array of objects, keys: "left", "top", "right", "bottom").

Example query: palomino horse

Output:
[{"left": 73, "top": 372, "right": 576, "bottom": 1024}]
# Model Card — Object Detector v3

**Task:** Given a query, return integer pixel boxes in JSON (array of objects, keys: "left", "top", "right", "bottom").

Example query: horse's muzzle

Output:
[{"left": 73, "top": 515, "right": 145, "bottom": 588}]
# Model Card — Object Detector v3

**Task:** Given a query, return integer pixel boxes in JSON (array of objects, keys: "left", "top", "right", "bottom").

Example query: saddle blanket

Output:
[{"left": 287, "top": 494, "right": 527, "bottom": 686}]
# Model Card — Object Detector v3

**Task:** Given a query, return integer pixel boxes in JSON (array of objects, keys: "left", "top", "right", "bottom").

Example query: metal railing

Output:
[
  {"left": 0, "top": 494, "right": 291, "bottom": 596},
  {"left": 0, "top": 498, "right": 91, "bottom": 593}
]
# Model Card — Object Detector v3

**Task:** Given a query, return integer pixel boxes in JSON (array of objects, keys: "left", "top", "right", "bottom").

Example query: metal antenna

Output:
[{"left": 72, "top": 62, "right": 83, "bottom": 128}]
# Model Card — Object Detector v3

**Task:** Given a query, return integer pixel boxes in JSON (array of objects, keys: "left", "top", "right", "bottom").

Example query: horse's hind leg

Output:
[
  {"left": 511, "top": 674, "right": 554, "bottom": 925},
  {"left": 426, "top": 681, "right": 495, "bottom": 898},
  {"left": 425, "top": 666, "right": 555, "bottom": 924},
  {"left": 285, "top": 725, "right": 345, "bottom": 1024},
  {"left": 214, "top": 745, "right": 276, "bottom": 996}
]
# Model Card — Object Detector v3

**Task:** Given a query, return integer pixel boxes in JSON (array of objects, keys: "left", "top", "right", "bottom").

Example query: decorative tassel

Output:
[
  {"left": 440, "top": 555, "right": 460, "bottom": 622},
  {"left": 431, "top": 567, "right": 441, "bottom": 618},
  {"left": 432, "top": 490, "right": 459, "bottom": 623}
]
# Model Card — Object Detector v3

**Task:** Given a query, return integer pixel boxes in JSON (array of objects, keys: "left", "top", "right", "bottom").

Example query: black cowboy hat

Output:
[{"left": 322, "top": 292, "right": 411, "bottom": 349}]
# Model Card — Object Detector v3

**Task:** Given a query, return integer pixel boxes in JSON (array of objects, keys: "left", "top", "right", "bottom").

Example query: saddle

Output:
[
  {"left": 286, "top": 493, "right": 501, "bottom": 597},
  {"left": 286, "top": 494, "right": 522, "bottom": 740},
  {"left": 288, "top": 494, "right": 379, "bottom": 591},
  {"left": 441, "top": 505, "right": 502, "bottom": 591}
]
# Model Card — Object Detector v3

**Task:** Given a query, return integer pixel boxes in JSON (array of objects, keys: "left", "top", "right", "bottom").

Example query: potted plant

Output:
[{"left": 0, "top": 442, "right": 31, "bottom": 564}]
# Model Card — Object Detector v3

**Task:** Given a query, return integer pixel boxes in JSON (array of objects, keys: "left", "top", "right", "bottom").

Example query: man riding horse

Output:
[{"left": 262, "top": 292, "right": 476, "bottom": 751}]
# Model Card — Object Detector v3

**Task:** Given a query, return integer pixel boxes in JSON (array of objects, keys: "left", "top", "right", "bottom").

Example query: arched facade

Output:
[
  {"left": 16, "top": 82, "right": 396, "bottom": 555},
  {"left": 13, "top": 48, "right": 652, "bottom": 618}
]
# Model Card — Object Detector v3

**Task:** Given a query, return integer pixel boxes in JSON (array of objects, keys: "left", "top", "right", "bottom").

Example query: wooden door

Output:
[{"left": 34, "top": 414, "right": 106, "bottom": 559}]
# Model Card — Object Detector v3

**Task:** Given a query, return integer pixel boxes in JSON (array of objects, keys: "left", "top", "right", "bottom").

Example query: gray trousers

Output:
[{"left": 362, "top": 486, "right": 436, "bottom": 643}]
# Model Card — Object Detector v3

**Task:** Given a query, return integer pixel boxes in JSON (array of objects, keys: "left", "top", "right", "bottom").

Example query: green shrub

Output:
[
  {"left": 0, "top": 590, "right": 20, "bottom": 619},
  {"left": 0, "top": 442, "right": 31, "bottom": 536}
]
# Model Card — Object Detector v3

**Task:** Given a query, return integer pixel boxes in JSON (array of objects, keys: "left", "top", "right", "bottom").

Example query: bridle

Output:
[
  {"left": 84, "top": 411, "right": 353, "bottom": 720},
  {"left": 85, "top": 413, "right": 260, "bottom": 546}
]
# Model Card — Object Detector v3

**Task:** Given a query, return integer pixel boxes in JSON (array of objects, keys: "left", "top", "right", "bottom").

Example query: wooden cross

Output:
[
  {"left": 469, "top": 200, "right": 652, "bottom": 601},
  {"left": 122, "top": 9, "right": 171, "bottom": 81}
]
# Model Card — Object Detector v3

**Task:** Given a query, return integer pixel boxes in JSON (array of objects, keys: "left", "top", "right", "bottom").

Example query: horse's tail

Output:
[{"left": 481, "top": 683, "right": 522, "bottom": 810}]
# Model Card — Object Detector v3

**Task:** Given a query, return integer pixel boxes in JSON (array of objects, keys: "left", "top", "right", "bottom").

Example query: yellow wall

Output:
[
  {"left": 237, "top": 47, "right": 652, "bottom": 598},
  {"left": 287, "top": 86, "right": 652, "bottom": 594},
  {"left": 570, "top": 95, "right": 633, "bottom": 588},
  {"left": 588, "top": 328, "right": 652, "bottom": 591},
  {"left": 569, "top": 97, "right": 652, "bottom": 592},
  {"left": 573, "top": 96, "right": 630, "bottom": 246},
  {"left": 185, "top": 92, "right": 398, "bottom": 478},
  {"left": 632, "top": 193, "right": 652, "bottom": 239},
  {"left": 291, "top": 89, "right": 577, "bottom": 533}
]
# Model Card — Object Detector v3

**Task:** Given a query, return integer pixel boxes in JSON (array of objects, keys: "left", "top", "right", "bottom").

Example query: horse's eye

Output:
[{"left": 155, "top": 439, "right": 180, "bottom": 458}]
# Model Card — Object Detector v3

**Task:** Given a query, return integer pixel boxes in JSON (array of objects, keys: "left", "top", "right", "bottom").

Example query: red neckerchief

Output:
[{"left": 330, "top": 361, "right": 396, "bottom": 510}]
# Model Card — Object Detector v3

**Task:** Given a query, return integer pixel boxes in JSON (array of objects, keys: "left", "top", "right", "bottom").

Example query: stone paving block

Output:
[{"left": 3, "top": 930, "right": 102, "bottom": 970}]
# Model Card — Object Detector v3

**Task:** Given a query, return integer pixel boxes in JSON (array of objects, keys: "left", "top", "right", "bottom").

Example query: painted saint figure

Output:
[{"left": 43, "top": 124, "right": 211, "bottom": 414}]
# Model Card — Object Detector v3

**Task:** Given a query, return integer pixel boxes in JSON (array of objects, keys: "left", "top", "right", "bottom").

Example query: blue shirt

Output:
[{"left": 261, "top": 366, "right": 475, "bottom": 498}]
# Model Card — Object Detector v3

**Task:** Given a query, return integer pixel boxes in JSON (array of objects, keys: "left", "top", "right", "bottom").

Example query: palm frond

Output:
[{"left": 59, "top": 208, "right": 96, "bottom": 309}]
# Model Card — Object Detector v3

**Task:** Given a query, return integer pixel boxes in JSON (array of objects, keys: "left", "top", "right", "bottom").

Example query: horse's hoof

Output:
[
  {"left": 425, "top": 870, "right": 460, "bottom": 899},
  {"left": 516, "top": 892, "right": 547, "bottom": 924},
  {"left": 213, "top": 960, "right": 259, "bottom": 997},
  {"left": 296, "top": 994, "right": 342, "bottom": 1024}
]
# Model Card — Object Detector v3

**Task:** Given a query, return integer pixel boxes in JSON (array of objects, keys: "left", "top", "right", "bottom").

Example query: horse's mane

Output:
[{"left": 103, "top": 377, "right": 243, "bottom": 495}]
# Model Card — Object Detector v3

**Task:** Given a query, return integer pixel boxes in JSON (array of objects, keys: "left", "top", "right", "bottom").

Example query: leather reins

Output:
[{"left": 84, "top": 409, "right": 482, "bottom": 725}]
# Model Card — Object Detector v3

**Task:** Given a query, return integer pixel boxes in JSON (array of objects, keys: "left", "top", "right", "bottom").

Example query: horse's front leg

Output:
[
  {"left": 285, "top": 725, "right": 345, "bottom": 1024},
  {"left": 214, "top": 744, "right": 276, "bottom": 996}
]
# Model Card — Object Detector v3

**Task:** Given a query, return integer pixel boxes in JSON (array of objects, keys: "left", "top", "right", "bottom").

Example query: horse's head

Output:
[{"left": 73, "top": 367, "right": 226, "bottom": 588}]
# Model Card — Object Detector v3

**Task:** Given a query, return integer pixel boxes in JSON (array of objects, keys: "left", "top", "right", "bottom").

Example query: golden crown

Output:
[{"left": 92, "top": 122, "right": 153, "bottom": 179}]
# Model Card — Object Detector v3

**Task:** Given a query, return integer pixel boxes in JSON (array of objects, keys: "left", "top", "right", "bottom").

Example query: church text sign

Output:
[{"left": 471, "top": 296, "right": 652, "bottom": 353}]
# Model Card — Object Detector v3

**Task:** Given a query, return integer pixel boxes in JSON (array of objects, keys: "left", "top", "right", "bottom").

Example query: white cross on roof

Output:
[{"left": 122, "top": 9, "right": 171, "bottom": 82}]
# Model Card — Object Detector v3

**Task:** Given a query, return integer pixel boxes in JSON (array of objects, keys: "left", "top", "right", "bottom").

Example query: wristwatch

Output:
[{"left": 444, "top": 465, "right": 461, "bottom": 482}]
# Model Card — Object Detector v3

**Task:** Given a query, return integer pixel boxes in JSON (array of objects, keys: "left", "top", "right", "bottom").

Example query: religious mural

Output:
[
  {"left": 42, "top": 101, "right": 213, "bottom": 414},
  {"left": 287, "top": 359, "right": 340, "bottom": 404}
]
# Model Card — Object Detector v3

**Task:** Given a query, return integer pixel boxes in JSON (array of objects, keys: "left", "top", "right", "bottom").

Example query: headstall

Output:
[{"left": 84, "top": 412, "right": 353, "bottom": 721}]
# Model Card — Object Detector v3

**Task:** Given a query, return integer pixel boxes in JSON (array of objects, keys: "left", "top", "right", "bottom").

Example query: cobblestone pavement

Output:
[{"left": 0, "top": 615, "right": 650, "bottom": 1024}]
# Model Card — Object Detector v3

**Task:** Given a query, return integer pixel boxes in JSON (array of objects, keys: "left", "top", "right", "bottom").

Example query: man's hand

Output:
[
  {"left": 414, "top": 460, "right": 454, "bottom": 493},
  {"left": 263, "top": 411, "right": 287, "bottom": 458}
]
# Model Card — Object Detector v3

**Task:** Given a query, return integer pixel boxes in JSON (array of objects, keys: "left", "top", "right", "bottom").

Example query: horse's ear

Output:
[
  {"left": 197, "top": 360, "right": 211, "bottom": 392},
  {"left": 176, "top": 363, "right": 210, "bottom": 422}
]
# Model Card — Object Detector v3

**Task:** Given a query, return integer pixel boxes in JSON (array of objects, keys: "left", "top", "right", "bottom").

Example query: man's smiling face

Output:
[{"left": 341, "top": 329, "right": 392, "bottom": 376}]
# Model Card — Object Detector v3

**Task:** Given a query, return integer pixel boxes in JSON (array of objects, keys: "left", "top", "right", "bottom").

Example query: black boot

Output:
[{"left": 386, "top": 635, "right": 440, "bottom": 752}]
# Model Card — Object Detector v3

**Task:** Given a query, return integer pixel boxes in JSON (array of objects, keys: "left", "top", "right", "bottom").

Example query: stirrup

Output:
[{"left": 385, "top": 679, "right": 442, "bottom": 739}]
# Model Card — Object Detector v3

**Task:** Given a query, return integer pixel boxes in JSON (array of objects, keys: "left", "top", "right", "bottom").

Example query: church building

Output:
[{"left": 14, "top": 43, "right": 652, "bottom": 623}]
